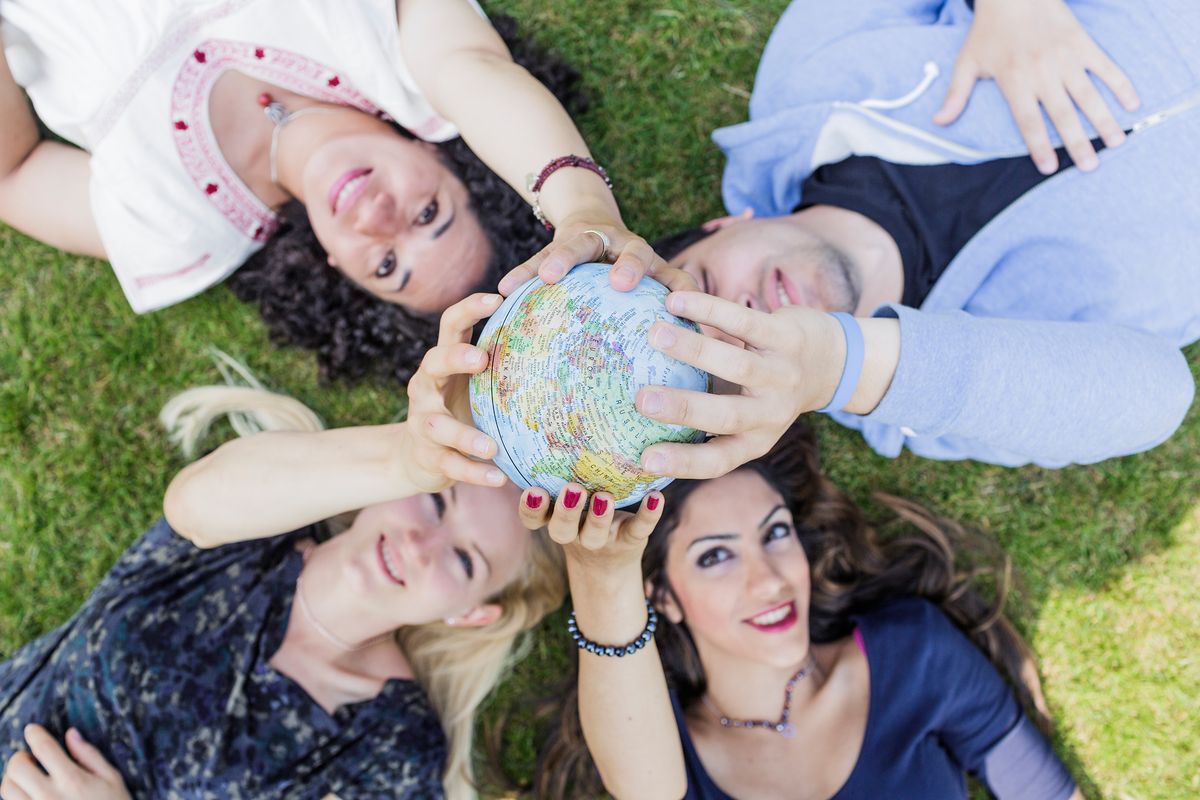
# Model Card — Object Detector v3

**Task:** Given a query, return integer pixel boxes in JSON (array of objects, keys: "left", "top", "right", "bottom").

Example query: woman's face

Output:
[
  {"left": 301, "top": 124, "right": 492, "bottom": 314},
  {"left": 661, "top": 470, "right": 812, "bottom": 669},
  {"left": 324, "top": 482, "right": 530, "bottom": 629}
]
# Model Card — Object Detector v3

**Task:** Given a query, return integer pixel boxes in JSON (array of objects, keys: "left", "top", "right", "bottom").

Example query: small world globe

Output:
[{"left": 470, "top": 263, "right": 710, "bottom": 507}]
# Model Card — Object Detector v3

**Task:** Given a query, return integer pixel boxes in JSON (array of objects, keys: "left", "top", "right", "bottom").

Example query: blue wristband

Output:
[{"left": 817, "top": 312, "right": 865, "bottom": 414}]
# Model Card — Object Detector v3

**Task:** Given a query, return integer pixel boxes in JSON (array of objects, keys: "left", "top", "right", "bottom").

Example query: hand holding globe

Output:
[{"left": 470, "top": 263, "right": 710, "bottom": 507}]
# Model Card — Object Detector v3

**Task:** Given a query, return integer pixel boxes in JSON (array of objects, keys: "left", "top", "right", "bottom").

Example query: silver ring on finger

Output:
[{"left": 582, "top": 229, "right": 612, "bottom": 263}]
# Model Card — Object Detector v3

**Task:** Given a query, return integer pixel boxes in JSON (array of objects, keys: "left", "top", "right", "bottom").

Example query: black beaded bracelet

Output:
[{"left": 568, "top": 601, "right": 657, "bottom": 657}]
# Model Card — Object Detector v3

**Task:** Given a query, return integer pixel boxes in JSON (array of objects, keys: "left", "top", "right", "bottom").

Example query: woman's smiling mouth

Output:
[
  {"left": 377, "top": 534, "right": 406, "bottom": 586},
  {"left": 744, "top": 600, "right": 798, "bottom": 632},
  {"left": 330, "top": 168, "right": 372, "bottom": 215}
]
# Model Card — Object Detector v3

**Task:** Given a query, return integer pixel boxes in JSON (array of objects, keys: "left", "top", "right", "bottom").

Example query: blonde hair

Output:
[{"left": 162, "top": 357, "right": 566, "bottom": 799}]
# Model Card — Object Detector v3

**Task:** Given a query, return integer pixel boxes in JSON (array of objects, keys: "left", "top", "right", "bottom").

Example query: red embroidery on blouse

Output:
[
  {"left": 327, "top": 75, "right": 340, "bottom": 87},
  {"left": 174, "top": 121, "right": 189, "bottom": 131},
  {"left": 134, "top": 254, "right": 212, "bottom": 289},
  {"left": 171, "top": 40, "right": 386, "bottom": 243},
  {"left": 193, "top": 50, "right": 207, "bottom": 63},
  {"left": 254, "top": 48, "right": 265, "bottom": 59}
]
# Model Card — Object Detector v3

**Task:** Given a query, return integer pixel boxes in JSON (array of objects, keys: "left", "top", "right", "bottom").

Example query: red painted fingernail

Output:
[
  {"left": 564, "top": 489, "right": 581, "bottom": 509},
  {"left": 592, "top": 496, "right": 609, "bottom": 516},
  {"left": 647, "top": 494, "right": 660, "bottom": 511},
  {"left": 525, "top": 493, "right": 543, "bottom": 510}
]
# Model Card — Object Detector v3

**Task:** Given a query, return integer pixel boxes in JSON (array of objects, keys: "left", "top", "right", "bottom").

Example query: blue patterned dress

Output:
[{"left": 0, "top": 519, "right": 446, "bottom": 799}]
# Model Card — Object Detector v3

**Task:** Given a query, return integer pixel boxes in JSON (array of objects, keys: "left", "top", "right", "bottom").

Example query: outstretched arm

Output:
[
  {"left": 164, "top": 293, "right": 508, "bottom": 547},
  {"left": 519, "top": 485, "right": 686, "bottom": 800},
  {"left": 396, "top": 0, "right": 682, "bottom": 294},
  {"left": 636, "top": 294, "right": 1193, "bottom": 475},
  {"left": 0, "top": 32, "right": 103, "bottom": 257}
]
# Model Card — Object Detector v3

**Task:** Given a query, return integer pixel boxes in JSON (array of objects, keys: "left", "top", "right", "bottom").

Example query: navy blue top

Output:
[
  {"left": 0, "top": 519, "right": 446, "bottom": 799},
  {"left": 796, "top": 141, "right": 1102, "bottom": 309},
  {"left": 670, "top": 598, "right": 1075, "bottom": 799}
]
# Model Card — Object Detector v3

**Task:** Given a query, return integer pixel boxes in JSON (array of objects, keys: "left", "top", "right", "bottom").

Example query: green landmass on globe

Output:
[{"left": 470, "top": 263, "right": 710, "bottom": 507}]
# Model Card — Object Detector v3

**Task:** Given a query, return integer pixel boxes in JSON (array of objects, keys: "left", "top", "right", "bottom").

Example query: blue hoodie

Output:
[{"left": 713, "top": 0, "right": 1199, "bottom": 467}]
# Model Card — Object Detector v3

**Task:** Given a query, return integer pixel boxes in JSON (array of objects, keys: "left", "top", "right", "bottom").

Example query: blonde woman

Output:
[{"left": 0, "top": 294, "right": 561, "bottom": 799}]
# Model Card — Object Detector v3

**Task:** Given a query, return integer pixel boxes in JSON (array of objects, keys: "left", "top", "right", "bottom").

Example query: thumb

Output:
[
  {"left": 65, "top": 728, "right": 122, "bottom": 782},
  {"left": 933, "top": 56, "right": 979, "bottom": 125}
]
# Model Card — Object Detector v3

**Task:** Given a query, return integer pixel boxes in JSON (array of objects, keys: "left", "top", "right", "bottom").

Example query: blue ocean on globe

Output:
[{"left": 469, "top": 263, "right": 710, "bottom": 507}]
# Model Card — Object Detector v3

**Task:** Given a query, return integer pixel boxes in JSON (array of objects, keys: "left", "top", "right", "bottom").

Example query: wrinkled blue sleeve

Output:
[{"left": 838, "top": 307, "right": 1195, "bottom": 467}]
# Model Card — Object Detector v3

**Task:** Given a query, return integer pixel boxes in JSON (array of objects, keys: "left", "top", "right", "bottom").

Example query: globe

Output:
[{"left": 470, "top": 263, "right": 710, "bottom": 508}]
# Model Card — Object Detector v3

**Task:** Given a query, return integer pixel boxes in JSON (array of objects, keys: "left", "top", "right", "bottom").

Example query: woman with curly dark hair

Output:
[
  {"left": 520, "top": 422, "right": 1080, "bottom": 800},
  {"left": 0, "top": 0, "right": 660, "bottom": 382}
]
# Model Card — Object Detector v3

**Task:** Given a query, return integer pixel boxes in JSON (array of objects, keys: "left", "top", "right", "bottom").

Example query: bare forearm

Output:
[
  {"left": 163, "top": 424, "right": 415, "bottom": 547},
  {"left": 568, "top": 560, "right": 687, "bottom": 800},
  {"left": 399, "top": 0, "right": 623, "bottom": 228}
]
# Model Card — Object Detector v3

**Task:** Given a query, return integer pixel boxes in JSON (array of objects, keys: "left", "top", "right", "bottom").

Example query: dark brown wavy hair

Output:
[
  {"left": 533, "top": 422, "right": 1050, "bottom": 799},
  {"left": 227, "top": 16, "right": 584, "bottom": 384}
]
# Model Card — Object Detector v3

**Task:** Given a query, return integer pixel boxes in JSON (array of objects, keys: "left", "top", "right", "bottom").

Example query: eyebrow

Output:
[
  {"left": 684, "top": 504, "right": 788, "bottom": 552},
  {"left": 758, "top": 504, "right": 786, "bottom": 529},
  {"left": 433, "top": 209, "right": 455, "bottom": 240}
]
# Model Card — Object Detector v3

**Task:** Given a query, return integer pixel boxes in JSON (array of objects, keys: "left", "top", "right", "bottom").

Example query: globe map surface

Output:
[{"left": 470, "top": 263, "right": 709, "bottom": 507}]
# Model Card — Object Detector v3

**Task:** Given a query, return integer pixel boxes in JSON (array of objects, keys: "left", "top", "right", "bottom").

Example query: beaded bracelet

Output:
[
  {"left": 568, "top": 601, "right": 657, "bottom": 657},
  {"left": 526, "top": 155, "right": 613, "bottom": 231}
]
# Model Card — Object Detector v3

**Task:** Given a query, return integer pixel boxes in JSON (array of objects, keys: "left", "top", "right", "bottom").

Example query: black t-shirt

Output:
[{"left": 797, "top": 142, "right": 1102, "bottom": 307}]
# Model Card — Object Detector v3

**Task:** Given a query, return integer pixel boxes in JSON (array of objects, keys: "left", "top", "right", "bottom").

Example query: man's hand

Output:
[
  {"left": 1, "top": 726, "right": 130, "bottom": 800},
  {"left": 934, "top": 0, "right": 1139, "bottom": 175},
  {"left": 634, "top": 293, "right": 849, "bottom": 480}
]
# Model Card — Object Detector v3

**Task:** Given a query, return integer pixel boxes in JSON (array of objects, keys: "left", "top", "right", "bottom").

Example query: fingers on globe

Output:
[
  {"left": 623, "top": 493, "right": 664, "bottom": 543},
  {"left": 666, "top": 291, "right": 771, "bottom": 349},
  {"left": 439, "top": 293, "right": 501, "bottom": 343},
  {"left": 498, "top": 258, "right": 539, "bottom": 296},
  {"left": 427, "top": 413, "right": 494, "bottom": 461},
  {"left": 580, "top": 493, "right": 615, "bottom": 551},
  {"left": 649, "top": 321, "right": 763, "bottom": 389},
  {"left": 639, "top": 387, "right": 752, "bottom": 436},
  {"left": 420, "top": 343, "right": 484, "bottom": 383},
  {"left": 540, "top": 234, "right": 602, "bottom": 284},
  {"left": 549, "top": 484, "right": 588, "bottom": 545},
  {"left": 655, "top": 265, "right": 700, "bottom": 294},
  {"left": 519, "top": 488, "right": 552, "bottom": 531},
  {"left": 641, "top": 436, "right": 753, "bottom": 481}
]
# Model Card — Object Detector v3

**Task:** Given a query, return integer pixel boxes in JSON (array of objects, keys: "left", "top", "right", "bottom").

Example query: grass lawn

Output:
[{"left": 2, "top": 1, "right": 1197, "bottom": 798}]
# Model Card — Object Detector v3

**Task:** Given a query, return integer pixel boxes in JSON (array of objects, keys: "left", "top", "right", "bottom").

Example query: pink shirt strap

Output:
[{"left": 853, "top": 627, "right": 866, "bottom": 655}]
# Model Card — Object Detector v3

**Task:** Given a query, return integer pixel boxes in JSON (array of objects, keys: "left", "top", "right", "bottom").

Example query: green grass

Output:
[{"left": 2, "top": 2, "right": 1198, "bottom": 798}]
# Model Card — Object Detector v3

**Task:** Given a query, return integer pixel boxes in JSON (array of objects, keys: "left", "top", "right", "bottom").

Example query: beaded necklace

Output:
[{"left": 702, "top": 656, "right": 815, "bottom": 739}]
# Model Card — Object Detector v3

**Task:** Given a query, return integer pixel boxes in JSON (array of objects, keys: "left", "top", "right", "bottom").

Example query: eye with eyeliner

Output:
[
  {"left": 763, "top": 521, "right": 793, "bottom": 544},
  {"left": 375, "top": 251, "right": 397, "bottom": 279},
  {"left": 455, "top": 548, "right": 475, "bottom": 580},
  {"left": 697, "top": 546, "right": 733, "bottom": 569},
  {"left": 415, "top": 198, "right": 439, "bottom": 226}
]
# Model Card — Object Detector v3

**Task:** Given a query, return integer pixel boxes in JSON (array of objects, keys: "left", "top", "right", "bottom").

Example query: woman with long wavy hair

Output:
[
  {"left": 0, "top": 294, "right": 563, "bottom": 799},
  {"left": 522, "top": 422, "right": 1080, "bottom": 800},
  {"left": 0, "top": 0, "right": 667, "bottom": 383}
]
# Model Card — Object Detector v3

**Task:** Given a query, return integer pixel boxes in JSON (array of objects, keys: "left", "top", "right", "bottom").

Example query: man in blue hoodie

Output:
[{"left": 626, "top": 0, "right": 1199, "bottom": 476}]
